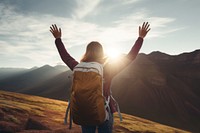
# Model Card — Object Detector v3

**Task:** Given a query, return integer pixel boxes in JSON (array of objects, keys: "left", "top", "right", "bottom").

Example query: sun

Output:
[{"left": 105, "top": 48, "right": 121, "bottom": 61}]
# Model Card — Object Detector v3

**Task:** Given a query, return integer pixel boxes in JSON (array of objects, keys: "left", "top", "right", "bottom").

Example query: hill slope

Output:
[
  {"left": 0, "top": 65, "right": 69, "bottom": 96},
  {"left": 112, "top": 51, "right": 200, "bottom": 132},
  {"left": 0, "top": 67, "right": 29, "bottom": 80},
  {"left": 0, "top": 90, "right": 189, "bottom": 133}
]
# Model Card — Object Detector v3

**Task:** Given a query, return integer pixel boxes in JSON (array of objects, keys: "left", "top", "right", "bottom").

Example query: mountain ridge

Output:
[{"left": 0, "top": 49, "right": 200, "bottom": 132}]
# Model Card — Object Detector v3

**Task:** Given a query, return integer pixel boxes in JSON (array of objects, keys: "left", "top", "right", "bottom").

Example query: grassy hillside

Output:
[{"left": 0, "top": 90, "right": 189, "bottom": 133}]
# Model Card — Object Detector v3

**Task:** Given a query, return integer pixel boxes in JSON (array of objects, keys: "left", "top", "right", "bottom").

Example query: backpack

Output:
[{"left": 67, "top": 62, "right": 108, "bottom": 128}]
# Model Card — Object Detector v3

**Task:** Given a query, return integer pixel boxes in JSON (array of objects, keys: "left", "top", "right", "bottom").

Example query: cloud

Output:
[
  {"left": 147, "top": 17, "right": 185, "bottom": 38},
  {"left": 73, "top": 0, "right": 101, "bottom": 19},
  {"left": 119, "top": 0, "right": 140, "bottom": 4},
  {"left": 97, "top": 10, "right": 182, "bottom": 48},
  {"left": 0, "top": 2, "right": 182, "bottom": 68},
  {"left": 0, "top": 3, "right": 104, "bottom": 67}
]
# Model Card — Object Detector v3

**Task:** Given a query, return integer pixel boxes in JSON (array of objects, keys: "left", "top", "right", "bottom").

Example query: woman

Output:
[{"left": 50, "top": 22, "right": 150, "bottom": 133}]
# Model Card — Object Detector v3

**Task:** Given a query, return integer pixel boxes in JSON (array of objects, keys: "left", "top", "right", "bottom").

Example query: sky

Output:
[{"left": 0, "top": 0, "right": 199, "bottom": 68}]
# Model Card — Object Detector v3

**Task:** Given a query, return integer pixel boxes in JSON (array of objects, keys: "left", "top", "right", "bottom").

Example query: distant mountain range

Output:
[
  {"left": 0, "top": 50, "right": 200, "bottom": 132},
  {"left": 0, "top": 65, "right": 71, "bottom": 100}
]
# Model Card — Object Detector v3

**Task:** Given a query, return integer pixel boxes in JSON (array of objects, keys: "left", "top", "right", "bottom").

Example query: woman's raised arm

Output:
[
  {"left": 104, "top": 22, "right": 151, "bottom": 79},
  {"left": 50, "top": 24, "right": 79, "bottom": 70}
]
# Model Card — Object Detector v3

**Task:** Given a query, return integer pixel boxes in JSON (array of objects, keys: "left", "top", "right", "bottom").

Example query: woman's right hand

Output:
[{"left": 50, "top": 24, "right": 62, "bottom": 39}]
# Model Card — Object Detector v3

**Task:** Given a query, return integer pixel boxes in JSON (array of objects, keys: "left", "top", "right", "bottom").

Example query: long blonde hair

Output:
[{"left": 81, "top": 41, "right": 106, "bottom": 64}]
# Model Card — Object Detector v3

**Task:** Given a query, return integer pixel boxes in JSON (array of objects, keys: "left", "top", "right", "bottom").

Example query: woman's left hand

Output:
[{"left": 139, "top": 22, "right": 151, "bottom": 38}]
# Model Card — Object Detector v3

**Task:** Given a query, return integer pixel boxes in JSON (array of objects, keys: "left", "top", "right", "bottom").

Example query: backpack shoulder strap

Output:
[
  {"left": 111, "top": 95, "right": 123, "bottom": 122},
  {"left": 64, "top": 100, "right": 73, "bottom": 129},
  {"left": 69, "top": 104, "right": 73, "bottom": 129},
  {"left": 64, "top": 100, "right": 70, "bottom": 125}
]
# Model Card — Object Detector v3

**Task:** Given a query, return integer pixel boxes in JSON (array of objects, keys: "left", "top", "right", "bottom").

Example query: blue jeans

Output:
[{"left": 81, "top": 112, "right": 113, "bottom": 133}]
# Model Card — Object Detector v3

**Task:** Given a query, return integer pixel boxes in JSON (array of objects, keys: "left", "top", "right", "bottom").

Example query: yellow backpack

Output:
[{"left": 68, "top": 62, "right": 107, "bottom": 128}]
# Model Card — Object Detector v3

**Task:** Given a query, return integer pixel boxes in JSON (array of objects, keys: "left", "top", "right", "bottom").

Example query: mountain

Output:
[
  {"left": 54, "top": 65, "right": 69, "bottom": 72},
  {"left": 0, "top": 68, "right": 29, "bottom": 80},
  {"left": 27, "top": 70, "right": 73, "bottom": 100},
  {"left": 0, "top": 50, "right": 200, "bottom": 132},
  {"left": 111, "top": 50, "right": 200, "bottom": 132},
  {"left": 0, "top": 65, "right": 70, "bottom": 95},
  {"left": 0, "top": 90, "right": 189, "bottom": 133}
]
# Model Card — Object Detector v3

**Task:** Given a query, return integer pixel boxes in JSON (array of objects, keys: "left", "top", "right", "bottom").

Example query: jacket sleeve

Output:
[
  {"left": 126, "top": 37, "right": 143, "bottom": 60},
  {"left": 55, "top": 38, "right": 79, "bottom": 70},
  {"left": 104, "top": 37, "right": 143, "bottom": 79}
]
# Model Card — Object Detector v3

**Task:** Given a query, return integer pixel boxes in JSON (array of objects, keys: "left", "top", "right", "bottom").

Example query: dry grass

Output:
[
  {"left": 0, "top": 90, "right": 190, "bottom": 133},
  {"left": 113, "top": 113, "right": 190, "bottom": 133}
]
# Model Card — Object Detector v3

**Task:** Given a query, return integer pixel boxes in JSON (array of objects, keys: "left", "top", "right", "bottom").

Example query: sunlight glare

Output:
[{"left": 105, "top": 48, "right": 121, "bottom": 61}]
